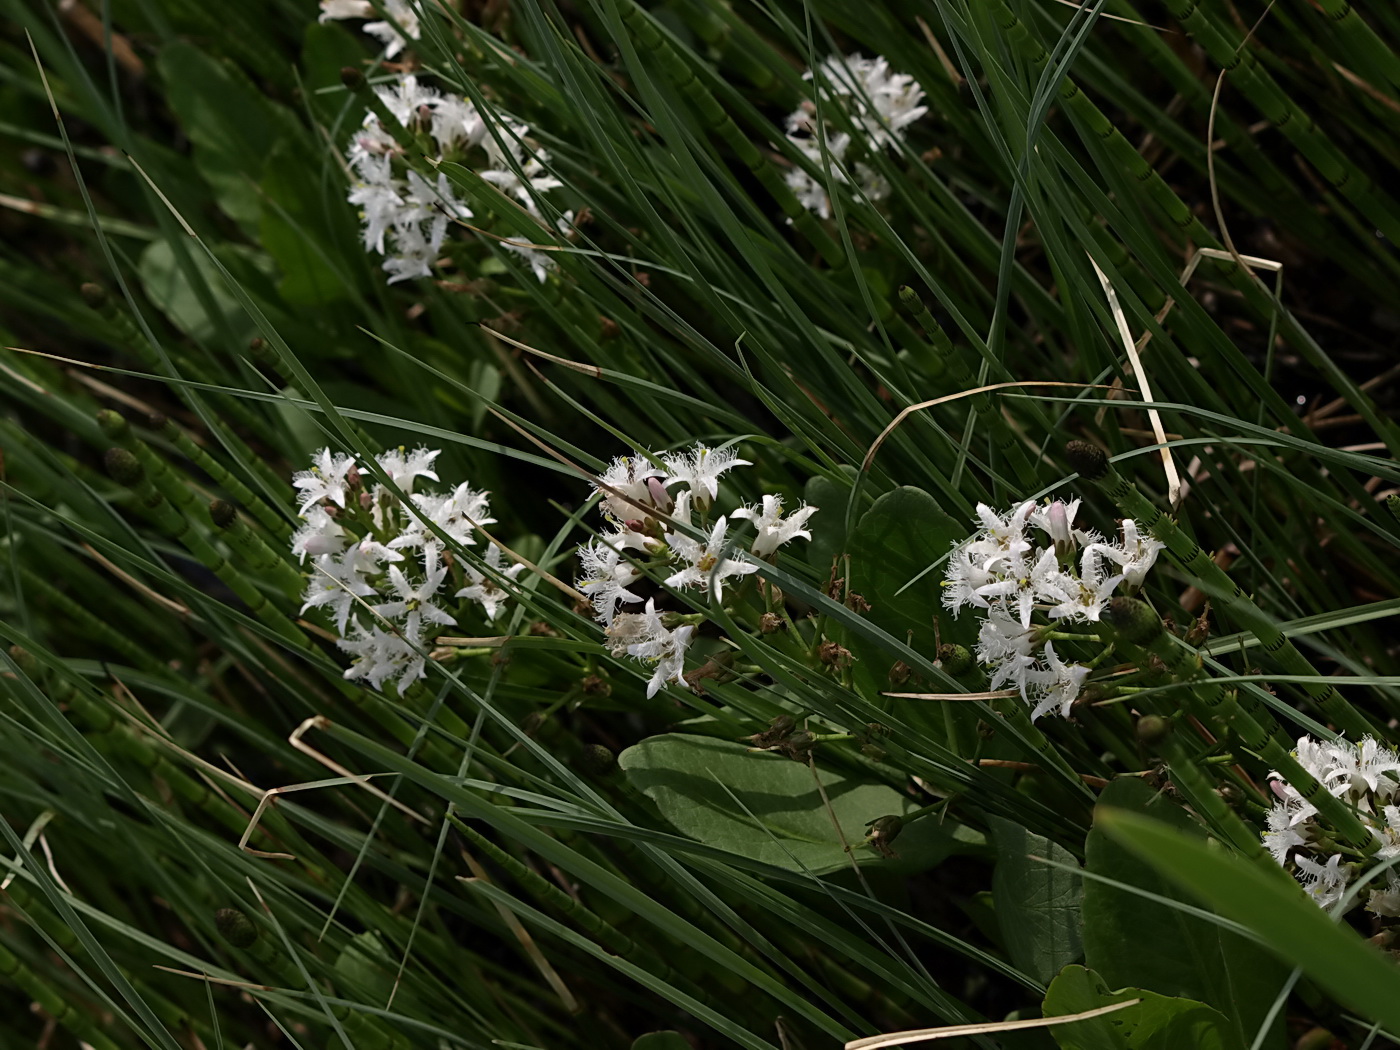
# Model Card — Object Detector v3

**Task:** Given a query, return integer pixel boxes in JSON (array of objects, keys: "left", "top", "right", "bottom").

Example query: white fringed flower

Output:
[
  {"left": 732, "top": 495, "right": 818, "bottom": 559},
  {"left": 457, "top": 545, "right": 526, "bottom": 622},
  {"left": 662, "top": 445, "right": 751, "bottom": 510},
  {"left": 293, "top": 448, "right": 358, "bottom": 510}
]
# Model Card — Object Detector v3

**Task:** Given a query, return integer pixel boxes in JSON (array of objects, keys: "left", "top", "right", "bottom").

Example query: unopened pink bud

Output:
[{"left": 646, "top": 476, "right": 673, "bottom": 512}]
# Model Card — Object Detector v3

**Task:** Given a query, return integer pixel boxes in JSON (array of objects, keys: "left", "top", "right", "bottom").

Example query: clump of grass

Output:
[{"left": 2, "top": 1, "right": 1400, "bottom": 1048}]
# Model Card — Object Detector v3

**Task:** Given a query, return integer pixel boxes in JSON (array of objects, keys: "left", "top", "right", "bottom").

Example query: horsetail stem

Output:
[
  {"left": 152, "top": 412, "right": 292, "bottom": 540},
  {"left": 615, "top": 1, "right": 845, "bottom": 266},
  {"left": 208, "top": 500, "right": 304, "bottom": 599},
  {"left": 1106, "top": 597, "right": 1382, "bottom": 856},
  {"left": 1068, "top": 442, "right": 1379, "bottom": 741}
]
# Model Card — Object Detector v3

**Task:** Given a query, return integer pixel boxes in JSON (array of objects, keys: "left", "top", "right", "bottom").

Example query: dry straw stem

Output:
[
  {"left": 845, "top": 998, "right": 1139, "bottom": 1048},
  {"left": 457, "top": 862, "right": 580, "bottom": 1014},
  {"left": 860, "top": 381, "right": 1110, "bottom": 475}
]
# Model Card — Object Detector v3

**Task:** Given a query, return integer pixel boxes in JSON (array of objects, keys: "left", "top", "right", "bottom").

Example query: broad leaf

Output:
[
  {"left": 618, "top": 734, "right": 955, "bottom": 875},
  {"left": 631, "top": 1033, "right": 692, "bottom": 1050},
  {"left": 1100, "top": 808, "right": 1400, "bottom": 1039},
  {"left": 990, "top": 815, "right": 1083, "bottom": 985},
  {"left": 1083, "top": 778, "right": 1286, "bottom": 1050},
  {"left": 157, "top": 42, "right": 300, "bottom": 230},
  {"left": 1043, "top": 965, "right": 1238, "bottom": 1050}
]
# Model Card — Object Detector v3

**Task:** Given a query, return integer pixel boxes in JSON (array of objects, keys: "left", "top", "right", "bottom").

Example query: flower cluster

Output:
[
  {"left": 319, "top": 0, "right": 420, "bottom": 58},
  {"left": 1263, "top": 735, "right": 1400, "bottom": 914},
  {"left": 326, "top": 4, "right": 567, "bottom": 283},
  {"left": 575, "top": 445, "right": 817, "bottom": 697},
  {"left": 942, "top": 499, "right": 1163, "bottom": 719},
  {"left": 292, "top": 446, "right": 522, "bottom": 691},
  {"left": 783, "top": 53, "right": 928, "bottom": 219}
]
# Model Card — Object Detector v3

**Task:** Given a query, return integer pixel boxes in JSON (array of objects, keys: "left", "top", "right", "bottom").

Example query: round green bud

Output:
[
  {"left": 1103, "top": 597, "right": 1163, "bottom": 646},
  {"left": 896, "top": 285, "right": 923, "bottom": 318},
  {"left": 103, "top": 447, "right": 144, "bottom": 486},
  {"left": 208, "top": 500, "right": 237, "bottom": 529},
  {"left": 1064, "top": 440, "right": 1109, "bottom": 481},
  {"left": 215, "top": 907, "right": 258, "bottom": 948},
  {"left": 1136, "top": 714, "right": 1171, "bottom": 745},
  {"left": 96, "top": 409, "right": 130, "bottom": 440}
]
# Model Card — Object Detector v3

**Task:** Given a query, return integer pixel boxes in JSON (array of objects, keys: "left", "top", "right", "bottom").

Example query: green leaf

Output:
[
  {"left": 1083, "top": 778, "right": 1286, "bottom": 1050},
  {"left": 137, "top": 239, "right": 276, "bottom": 344},
  {"left": 156, "top": 42, "right": 299, "bottom": 230},
  {"left": 1043, "top": 965, "right": 1239, "bottom": 1050},
  {"left": 804, "top": 468, "right": 855, "bottom": 572},
  {"left": 1099, "top": 808, "right": 1400, "bottom": 1038},
  {"left": 989, "top": 815, "right": 1083, "bottom": 985},
  {"left": 258, "top": 141, "right": 360, "bottom": 306},
  {"left": 618, "top": 734, "right": 955, "bottom": 875}
]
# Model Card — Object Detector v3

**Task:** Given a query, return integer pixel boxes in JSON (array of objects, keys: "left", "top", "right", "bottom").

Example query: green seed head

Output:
[
  {"left": 580, "top": 744, "right": 615, "bottom": 776},
  {"left": 340, "top": 66, "right": 366, "bottom": 92},
  {"left": 80, "top": 282, "right": 107, "bottom": 308},
  {"left": 7, "top": 645, "right": 37, "bottom": 677}
]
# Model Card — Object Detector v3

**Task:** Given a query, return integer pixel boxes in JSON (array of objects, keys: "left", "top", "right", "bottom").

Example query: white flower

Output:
[
  {"left": 976, "top": 609, "right": 1038, "bottom": 699},
  {"left": 319, "top": 0, "right": 372, "bottom": 22},
  {"left": 622, "top": 599, "right": 695, "bottom": 698},
  {"left": 1093, "top": 519, "right": 1164, "bottom": 589},
  {"left": 376, "top": 446, "right": 441, "bottom": 494},
  {"left": 1026, "top": 641, "right": 1090, "bottom": 721},
  {"left": 1041, "top": 545, "right": 1123, "bottom": 622},
  {"left": 363, "top": 0, "right": 421, "bottom": 59},
  {"left": 1295, "top": 853, "right": 1349, "bottom": 910},
  {"left": 664, "top": 517, "right": 759, "bottom": 602},
  {"left": 291, "top": 505, "right": 347, "bottom": 563},
  {"left": 576, "top": 537, "right": 643, "bottom": 625},
  {"left": 783, "top": 131, "right": 851, "bottom": 221},
  {"left": 661, "top": 444, "right": 751, "bottom": 509},
  {"left": 429, "top": 95, "right": 487, "bottom": 153},
  {"left": 971, "top": 501, "right": 1036, "bottom": 571},
  {"left": 338, "top": 623, "right": 423, "bottom": 691},
  {"left": 808, "top": 53, "right": 928, "bottom": 151},
  {"left": 732, "top": 495, "right": 818, "bottom": 559},
  {"left": 348, "top": 172, "right": 404, "bottom": 255},
  {"left": 479, "top": 122, "right": 564, "bottom": 218},
  {"left": 301, "top": 545, "right": 380, "bottom": 635},
  {"left": 371, "top": 547, "right": 456, "bottom": 643},
  {"left": 375, "top": 75, "right": 438, "bottom": 128},
  {"left": 390, "top": 482, "right": 495, "bottom": 555},
  {"left": 456, "top": 544, "right": 526, "bottom": 622},
  {"left": 595, "top": 453, "right": 666, "bottom": 522},
  {"left": 1263, "top": 801, "right": 1308, "bottom": 864},
  {"left": 974, "top": 545, "right": 1059, "bottom": 628},
  {"left": 292, "top": 448, "right": 358, "bottom": 510}
]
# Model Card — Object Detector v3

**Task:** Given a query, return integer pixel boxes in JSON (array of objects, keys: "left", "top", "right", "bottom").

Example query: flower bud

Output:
[
  {"left": 215, "top": 907, "right": 258, "bottom": 948},
  {"left": 1103, "top": 597, "right": 1163, "bottom": 646},
  {"left": 208, "top": 500, "right": 237, "bottom": 530},
  {"left": 340, "top": 66, "right": 367, "bottom": 92},
  {"left": 79, "top": 282, "right": 107, "bottom": 308},
  {"left": 1047, "top": 500, "right": 1074, "bottom": 559},
  {"left": 96, "top": 409, "right": 130, "bottom": 440},
  {"left": 865, "top": 814, "right": 903, "bottom": 858},
  {"left": 103, "top": 447, "right": 144, "bottom": 486},
  {"left": 1136, "top": 714, "right": 1171, "bottom": 745}
]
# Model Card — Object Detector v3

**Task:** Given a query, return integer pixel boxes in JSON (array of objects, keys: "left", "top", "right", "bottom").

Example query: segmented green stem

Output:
[
  {"left": 208, "top": 501, "right": 304, "bottom": 599},
  {"left": 1162, "top": 0, "right": 1400, "bottom": 244},
  {"left": 0, "top": 939, "right": 125, "bottom": 1050},
  {"left": 1115, "top": 606, "right": 1381, "bottom": 855},
  {"left": 897, "top": 287, "right": 1039, "bottom": 486},
  {"left": 18, "top": 566, "right": 164, "bottom": 672},
  {"left": 1080, "top": 453, "right": 1377, "bottom": 740},
  {"left": 154, "top": 414, "right": 292, "bottom": 540},
  {"left": 616, "top": 1, "right": 844, "bottom": 266}
]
